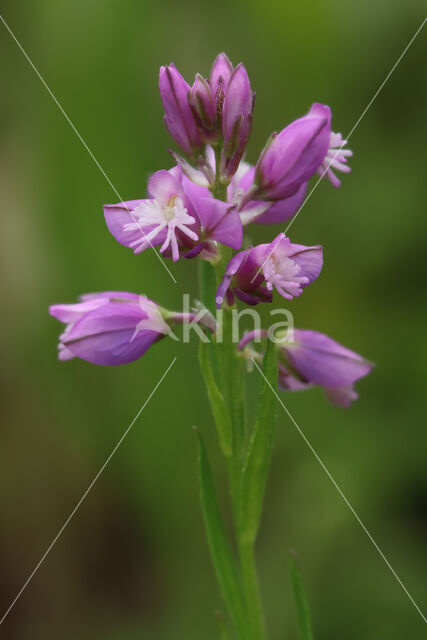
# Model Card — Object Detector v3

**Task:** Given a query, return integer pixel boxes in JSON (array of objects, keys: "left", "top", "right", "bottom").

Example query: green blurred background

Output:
[{"left": 0, "top": 1, "right": 426, "bottom": 638}]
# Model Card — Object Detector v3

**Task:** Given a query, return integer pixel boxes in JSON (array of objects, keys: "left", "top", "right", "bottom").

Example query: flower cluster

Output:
[{"left": 50, "top": 53, "right": 371, "bottom": 405}]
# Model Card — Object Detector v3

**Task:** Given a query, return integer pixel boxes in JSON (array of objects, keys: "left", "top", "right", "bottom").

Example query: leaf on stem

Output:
[
  {"left": 239, "top": 338, "right": 277, "bottom": 543},
  {"left": 194, "top": 428, "right": 246, "bottom": 637},
  {"left": 199, "top": 342, "right": 233, "bottom": 457},
  {"left": 289, "top": 552, "right": 314, "bottom": 640}
]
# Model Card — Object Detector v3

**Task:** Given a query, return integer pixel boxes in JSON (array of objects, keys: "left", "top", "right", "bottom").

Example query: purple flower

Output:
[
  {"left": 49, "top": 293, "right": 172, "bottom": 365},
  {"left": 277, "top": 329, "right": 374, "bottom": 406},
  {"left": 254, "top": 103, "right": 331, "bottom": 200},
  {"left": 221, "top": 64, "right": 254, "bottom": 178},
  {"left": 216, "top": 232, "right": 322, "bottom": 307},
  {"left": 104, "top": 166, "right": 243, "bottom": 262},
  {"left": 238, "top": 329, "right": 374, "bottom": 407},
  {"left": 159, "top": 64, "right": 202, "bottom": 155}
]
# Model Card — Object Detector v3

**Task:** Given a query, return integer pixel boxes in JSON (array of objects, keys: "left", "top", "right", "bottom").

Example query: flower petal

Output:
[
  {"left": 216, "top": 250, "right": 248, "bottom": 307},
  {"left": 285, "top": 330, "right": 374, "bottom": 388},
  {"left": 222, "top": 63, "right": 252, "bottom": 145},
  {"left": 147, "top": 169, "right": 182, "bottom": 205},
  {"left": 254, "top": 182, "right": 307, "bottom": 224},
  {"left": 63, "top": 302, "right": 160, "bottom": 366},
  {"left": 195, "top": 198, "right": 243, "bottom": 249},
  {"left": 209, "top": 52, "right": 233, "bottom": 95},
  {"left": 256, "top": 103, "right": 331, "bottom": 199},
  {"left": 103, "top": 200, "right": 161, "bottom": 250},
  {"left": 159, "top": 64, "right": 201, "bottom": 154},
  {"left": 49, "top": 298, "right": 110, "bottom": 323},
  {"left": 324, "top": 384, "right": 359, "bottom": 407},
  {"left": 287, "top": 243, "right": 323, "bottom": 286}
]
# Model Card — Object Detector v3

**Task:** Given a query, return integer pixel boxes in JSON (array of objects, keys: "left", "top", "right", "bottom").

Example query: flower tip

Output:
[
  {"left": 309, "top": 102, "right": 331, "bottom": 119},
  {"left": 210, "top": 52, "right": 234, "bottom": 93},
  {"left": 213, "top": 51, "right": 233, "bottom": 68},
  {"left": 158, "top": 64, "right": 169, "bottom": 80},
  {"left": 229, "top": 62, "right": 251, "bottom": 87},
  {"left": 102, "top": 203, "right": 114, "bottom": 215},
  {"left": 159, "top": 63, "right": 186, "bottom": 90},
  {"left": 49, "top": 304, "right": 59, "bottom": 318}
]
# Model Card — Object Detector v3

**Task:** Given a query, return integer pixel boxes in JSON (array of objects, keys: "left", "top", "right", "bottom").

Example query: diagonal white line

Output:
[
  {"left": 251, "top": 16, "right": 427, "bottom": 283},
  {"left": 251, "top": 357, "right": 427, "bottom": 625},
  {"left": 0, "top": 357, "right": 177, "bottom": 626},
  {"left": 284, "top": 15, "right": 427, "bottom": 236},
  {"left": 0, "top": 13, "right": 177, "bottom": 285}
]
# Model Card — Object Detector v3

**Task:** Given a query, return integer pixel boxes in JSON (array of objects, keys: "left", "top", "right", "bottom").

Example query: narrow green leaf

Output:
[
  {"left": 199, "top": 342, "right": 232, "bottom": 457},
  {"left": 195, "top": 428, "right": 246, "bottom": 638},
  {"left": 217, "top": 307, "right": 246, "bottom": 462},
  {"left": 289, "top": 553, "right": 314, "bottom": 640},
  {"left": 240, "top": 339, "right": 277, "bottom": 543}
]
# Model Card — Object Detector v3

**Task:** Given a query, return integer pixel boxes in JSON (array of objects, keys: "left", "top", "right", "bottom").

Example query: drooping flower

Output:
[
  {"left": 49, "top": 292, "right": 174, "bottom": 365},
  {"left": 278, "top": 329, "right": 374, "bottom": 406},
  {"left": 254, "top": 103, "right": 331, "bottom": 201},
  {"left": 159, "top": 64, "right": 203, "bottom": 155},
  {"left": 104, "top": 166, "right": 243, "bottom": 262},
  {"left": 216, "top": 232, "right": 322, "bottom": 307},
  {"left": 318, "top": 131, "right": 352, "bottom": 187},
  {"left": 50, "top": 292, "right": 214, "bottom": 365},
  {"left": 238, "top": 329, "right": 374, "bottom": 407}
]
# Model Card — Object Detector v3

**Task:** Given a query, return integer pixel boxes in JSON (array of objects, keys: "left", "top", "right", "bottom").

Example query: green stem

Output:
[
  {"left": 198, "top": 258, "right": 218, "bottom": 317},
  {"left": 212, "top": 255, "right": 246, "bottom": 520},
  {"left": 239, "top": 540, "right": 266, "bottom": 640},
  {"left": 198, "top": 148, "right": 267, "bottom": 640}
]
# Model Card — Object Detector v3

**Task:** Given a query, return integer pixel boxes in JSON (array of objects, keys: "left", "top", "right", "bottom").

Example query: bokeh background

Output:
[{"left": 0, "top": 1, "right": 426, "bottom": 638}]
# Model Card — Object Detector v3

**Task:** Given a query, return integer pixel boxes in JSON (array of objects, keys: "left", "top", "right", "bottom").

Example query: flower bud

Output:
[
  {"left": 159, "top": 64, "right": 202, "bottom": 155},
  {"left": 188, "top": 73, "right": 217, "bottom": 142},
  {"left": 209, "top": 52, "right": 233, "bottom": 101},
  {"left": 222, "top": 63, "right": 254, "bottom": 177}
]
